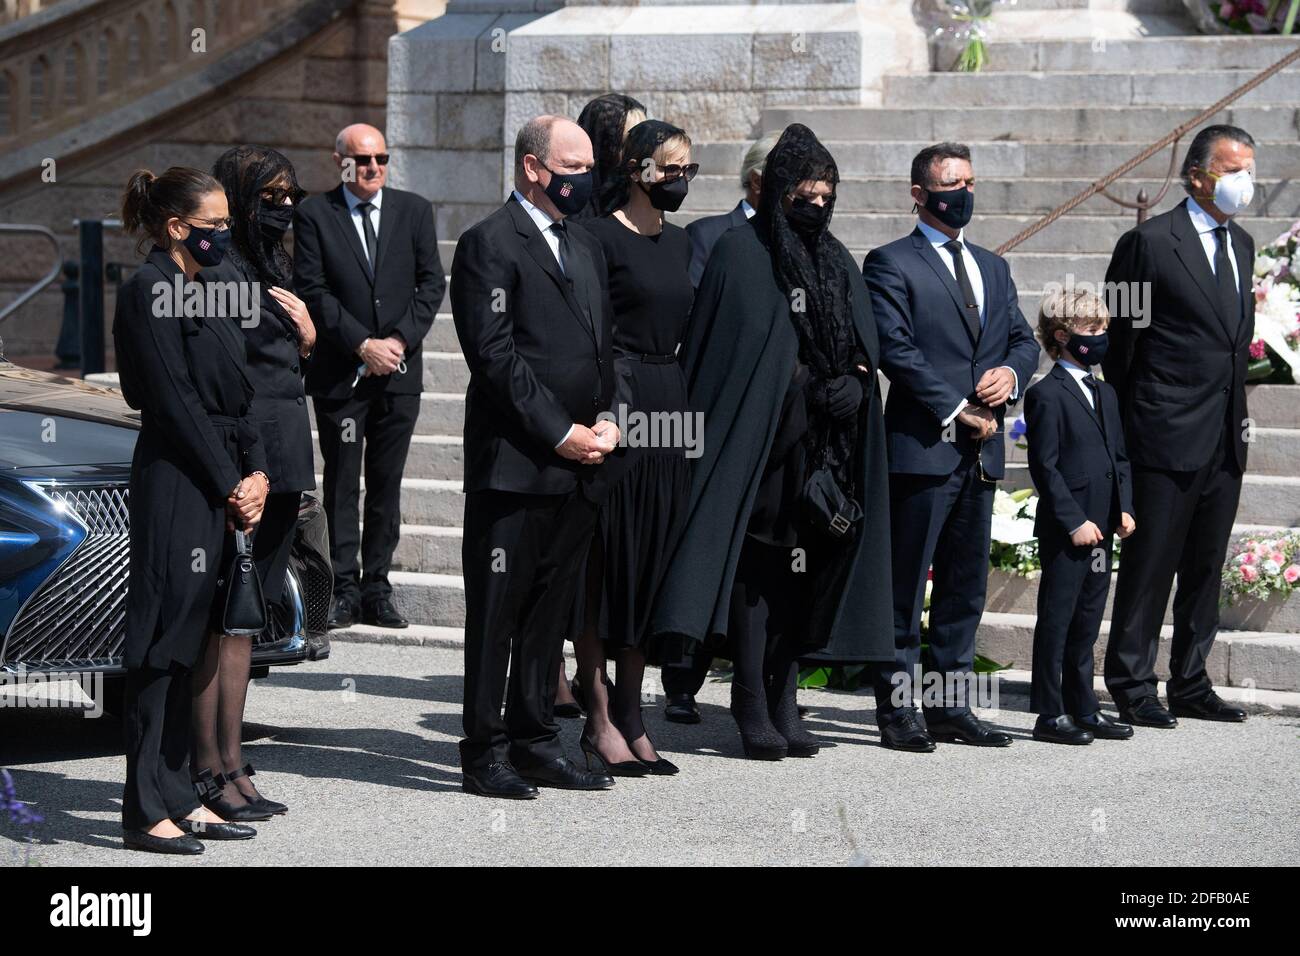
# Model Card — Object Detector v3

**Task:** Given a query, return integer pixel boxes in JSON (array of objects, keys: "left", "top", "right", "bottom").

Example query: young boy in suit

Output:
[{"left": 1025, "top": 288, "right": 1136, "bottom": 745}]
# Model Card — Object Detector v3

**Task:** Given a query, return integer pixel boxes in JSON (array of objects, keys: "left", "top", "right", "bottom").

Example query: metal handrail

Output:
[
  {"left": 995, "top": 42, "right": 1300, "bottom": 256},
  {"left": 0, "top": 223, "right": 61, "bottom": 323}
]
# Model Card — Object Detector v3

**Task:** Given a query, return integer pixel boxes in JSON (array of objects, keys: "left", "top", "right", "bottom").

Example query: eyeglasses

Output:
[
  {"left": 260, "top": 186, "right": 305, "bottom": 206},
  {"left": 184, "top": 216, "right": 231, "bottom": 231},
  {"left": 655, "top": 163, "right": 699, "bottom": 182},
  {"left": 348, "top": 154, "right": 390, "bottom": 167}
]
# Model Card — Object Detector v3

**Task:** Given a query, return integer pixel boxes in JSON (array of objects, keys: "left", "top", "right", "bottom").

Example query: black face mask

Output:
[
  {"left": 257, "top": 204, "right": 294, "bottom": 240},
  {"left": 182, "top": 223, "right": 231, "bottom": 267},
  {"left": 641, "top": 176, "right": 689, "bottom": 213},
  {"left": 1065, "top": 332, "right": 1108, "bottom": 367},
  {"left": 786, "top": 196, "right": 832, "bottom": 235},
  {"left": 542, "top": 165, "right": 593, "bottom": 217},
  {"left": 922, "top": 185, "right": 974, "bottom": 230}
]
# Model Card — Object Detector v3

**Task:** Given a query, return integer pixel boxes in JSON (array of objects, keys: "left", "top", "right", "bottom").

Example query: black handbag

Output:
[
  {"left": 219, "top": 529, "right": 266, "bottom": 636},
  {"left": 801, "top": 465, "right": 862, "bottom": 539}
]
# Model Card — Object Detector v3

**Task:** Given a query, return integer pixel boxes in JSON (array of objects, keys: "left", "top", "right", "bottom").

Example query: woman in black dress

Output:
[
  {"left": 188, "top": 146, "right": 317, "bottom": 821},
  {"left": 114, "top": 166, "right": 269, "bottom": 852},
  {"left": 649, "top": 124, "right": 894, "bottom": 760},
  {"left": 571, "top": 120, "right": 696, "bottom": 775}
]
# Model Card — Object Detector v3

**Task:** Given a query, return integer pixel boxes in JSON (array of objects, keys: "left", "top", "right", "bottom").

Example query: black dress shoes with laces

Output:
[
  {"left": 518, "top": 757, "right": 615, "bottom": 791},
  {"left": 879, "top": 708, "right": 936, "bottom": 753},
  {"left": 1169, "top": 691, "right": 1247, "bottom": 723},
  {"left": 1075, "top": 710, "right": 1134, "bottom": 739},
  {"left": 362, "top": 598, "right": 408, "bottom": 628},
  {"left": 326, "top": 595, "right": 357, "bottom": 630},
  {"left": 462, "top": 762, "right": 540, "bottom": 799},
  {"left": 1119, "top": 695, "right": 1178, "bottom": 728},
  {"left": 927, "top": 712, "right": 1013, "bottom": 747},
  {"left": 664, "top": 693, "right": 702, "bottom": 724},
  {"left": 174, "top": 818, "right": 257, "bottom": 840},
  {"left": 1032, "top": 714, "right": 1094, "bottom": 745},
  {"left": 123, "top": 829, "right": 204, "bottom": 855}
]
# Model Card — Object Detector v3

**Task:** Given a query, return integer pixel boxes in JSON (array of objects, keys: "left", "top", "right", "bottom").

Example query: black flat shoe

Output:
[
  {"left": 175, "top": 818, "right": 257, "bottom": 840},
  {"left": 326, "top": 595, "right": 357, "bottom": 630},
  {"left": 1074, "top": 711, "right": 1134, "bottom": 739},
  {"left": 462, "top": 762, "right": 539, "bottom": 800},
  {"left": 361, "top": 597, "right": 408, "bottom": 629},
  {"left": 879, "top": 708, "right": 936, "bottom": 753},
  {"left": 193, "top": 768, "right": 273, "bottom": 822},
  {"left": 1119, "top": 695, "right": 1178, "bottom": 728},
  {"left": 664, "top": 693, "right": 701, "bottom": 724},
  {"left": 580, "top": 733, "right": 650, "bottom": 777},
  {"left": 229, "top": 763, "right": 287, "bottom": 815},
  {"left": 518, "top": 757, "right": 615, "bottom": 790},
  {"left": 123, "top": 829, "right": 204, "bottom": 855},
  {"left": 1033, "top": 714, "right": 1094, "bottom": 745},
  {"left": 927, "top": 712, "right": 1013, "bottom": 747},
  {"left": 1169, "top": 691, "right": 1247, "bottom": 723}
]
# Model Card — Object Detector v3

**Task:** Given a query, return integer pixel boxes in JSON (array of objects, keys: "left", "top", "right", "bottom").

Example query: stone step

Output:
[
  {"left": 758, "top": 104, "right": 1300, "bottom": 145},
  {"left": 973, "top": 34, "right": 1300, "bottom": 73},
  {"left": 389, "top": 523, "right": 462, "bottom": 574},
  {"left": 384, "top": 570, "right": 465, "bottom": 628},
  {"left": 309, "top": 390, "right": 465, "bottom": 435},
  {"left": 975, "top": 611, "right": 1300, "bottom": 692},
  {"left": 882, "top": 69, "right": 1300, "bottom": 109},
  {"left": 341, "top": 475, "right": 465, "bottom": 526},
  {"left": 311, "top": 431, "right": 464, "bottom": 480}
]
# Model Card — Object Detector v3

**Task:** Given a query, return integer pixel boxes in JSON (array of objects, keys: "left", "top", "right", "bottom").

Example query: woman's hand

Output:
[
  {"left": 269, "top": 287, "right": 316, "bottom": 356},
  {"left": 227, "top": 472, "right": 269, "bottom": 529}
]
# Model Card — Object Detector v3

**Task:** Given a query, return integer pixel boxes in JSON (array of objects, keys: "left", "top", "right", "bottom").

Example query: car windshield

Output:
[{"left": 0, "top": 410, "right": 137, "bottom": 469}]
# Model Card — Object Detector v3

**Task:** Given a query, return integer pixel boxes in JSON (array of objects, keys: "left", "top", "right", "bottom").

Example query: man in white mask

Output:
[{"left": 1101, "top": 125, "right": 1256, "bottom": 728}]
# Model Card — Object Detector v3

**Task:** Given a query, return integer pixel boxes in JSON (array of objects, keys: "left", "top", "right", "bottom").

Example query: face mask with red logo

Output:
[{"left": 541, "top": 164, "right": 593, "bottom": 216}]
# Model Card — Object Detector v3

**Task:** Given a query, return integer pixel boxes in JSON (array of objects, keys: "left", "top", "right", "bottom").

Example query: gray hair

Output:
[
  {"left": 1181, "top": 124, "right": 1255, "bottom": 194},
  {"left": 740, "top": 131, "right": 781, "bottom": 189},
  {"left": 514, "top": 117, "right": 557, "bottom": 179}
]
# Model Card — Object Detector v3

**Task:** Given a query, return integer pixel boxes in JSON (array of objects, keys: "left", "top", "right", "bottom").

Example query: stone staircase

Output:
[{"left": 336, "top": 26, "right": 1300, "bottom": 692}]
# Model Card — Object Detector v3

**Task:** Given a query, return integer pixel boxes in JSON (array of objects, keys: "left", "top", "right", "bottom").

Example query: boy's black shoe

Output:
[
  {"left": 1170, "top": 691, "right": 1247, "bottom": 723},
  {"left": 1033, "top": 714, "right": 1094, "bottom": 745}
]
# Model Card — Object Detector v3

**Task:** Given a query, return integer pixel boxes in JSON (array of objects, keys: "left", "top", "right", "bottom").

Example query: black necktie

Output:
[
  {"left": 1213, "top": 226, "right": 1240, "bottom": 332},
  {"left": 1082, "top": 373, "right": 1104, "bottom": 430},
  {"left": 550, "top": 221, "right": 596, "bottom": 342},
  {"left": 357, "top": 201, "right": 378, "bottom": 271},
  {"left": 943, "top": 239, "right": 982, "bottom": 341}
]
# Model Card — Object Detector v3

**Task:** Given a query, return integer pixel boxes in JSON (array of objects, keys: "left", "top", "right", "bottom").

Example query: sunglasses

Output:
[
  {"left": 348, "top": 154, "right": 390, "bottom": 167},
  {"left": 655, "top": 163, "right": 699, "bottom": 182},
  {"left": 260, "top": 186, "right": 306, "bottom": 206}
]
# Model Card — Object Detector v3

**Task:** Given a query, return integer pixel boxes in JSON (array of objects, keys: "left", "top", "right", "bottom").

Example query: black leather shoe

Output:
[
  {"left": 927, "top": 712, "right": 1013, "bottom": 747},
  {"left": 580, "top": 733, "right": 650, "bottom": 777},
  {"left": 174, "top": 817, "right": 257, "bottom": 840},
  {"left": 664, "top": 693, "right": 701, "bottom": 724},
  {"left": 519, "top": 757, "right": 615, "bottom": 790},
  {"left": 326, "top": 596, "right": 357, "bottom": 630},
  {"left": 193, "top": 768, "right": 273, "bottom": 822},
  {"left": 362, "top": 598, "right": 408, "bottom": 629},
  {"left": 1033, "top": 714, "right": 1094, "bottom": 746},
  {"left": 1119, "top": 695, "right": 1178, "bottom": 728},
  {"left": 123, "top": 829, "right": 204, "bottom": 855},
  {"left": 1075, "top": 710, "right": 1134, "bottom": 739},
  {"left": 879, "top": 708, "right": 936, "bottom": 753},
  {"left": 1170, "top": 691, "right": 1247, "bottom": 723},
  {"left": 462, "top": 762, "right": 539, "bottom": 799},
  {"left": 229, "top": 763, "right": 287, "bottom": 815}
]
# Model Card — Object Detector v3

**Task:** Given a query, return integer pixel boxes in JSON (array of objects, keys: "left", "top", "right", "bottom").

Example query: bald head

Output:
[
  {"left": 334, "top": 123, "right": 388, "bottom": 200},
  {"left": 513, "top": 115, "right": 594, "bottom": 219}
]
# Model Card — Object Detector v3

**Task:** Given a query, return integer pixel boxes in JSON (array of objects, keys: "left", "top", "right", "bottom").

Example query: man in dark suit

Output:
[
  {"left": 661, "top": 130, "right": 778, "bottom": 725},
  {"left": 293, "top": 123, "right": 445, "bottom": 631},
  {"left": 864, "top": 142, "right": 1039, "bottom": 752},
  {"left": 451, "top": 115, "right": 621, "bottom": 799},
  {"left": 1101, "top": 125, "right": 1257, "bottom": 727}
]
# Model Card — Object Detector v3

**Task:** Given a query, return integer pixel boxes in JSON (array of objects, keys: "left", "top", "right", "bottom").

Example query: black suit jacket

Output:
[
  {"left": 1026, "top": 363, "right": 1134, "bottom": 541},
  {"left": 865, "top": 227, "right": 1040, "bottom": 479},
  {"left": 1101, "top": 198, "right": 1254, "bottom": 473},
  {"left": 450, "top": 196, "right": 615, "bottom": 496},
  {"left": 683, "top": 200, "right": 749, "bottom": 288},
  {"left": 292, "top": 185, "right": 445, "bottom": 400}
]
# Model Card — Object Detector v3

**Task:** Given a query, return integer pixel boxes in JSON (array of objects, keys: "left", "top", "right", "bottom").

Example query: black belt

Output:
[{"left": 623, "top": 352, "right": 676, "bottom": 364}]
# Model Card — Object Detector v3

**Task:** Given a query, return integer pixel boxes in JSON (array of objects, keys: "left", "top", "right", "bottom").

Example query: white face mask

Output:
[{"left": 1209, "top": 168, "right": 1255, "bottom": 216}]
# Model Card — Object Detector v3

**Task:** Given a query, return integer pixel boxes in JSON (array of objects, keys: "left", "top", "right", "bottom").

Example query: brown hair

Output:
[
  {"left": 120, "top": 166, "right": 222, "bottom": 253},
  {"left": 1037, "top": 287, "right": 1110, "bottom": 359}
]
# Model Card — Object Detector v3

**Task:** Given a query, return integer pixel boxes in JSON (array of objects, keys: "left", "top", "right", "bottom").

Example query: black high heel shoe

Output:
[
  {"left": 580, "top": 732, "right": 650, "bottom": 777},
  {"left": 193, "top": 768, "right": 273, "bottom": 822},
  {"left": 228, "top": 763, "right": 287, "bottom": 816}
]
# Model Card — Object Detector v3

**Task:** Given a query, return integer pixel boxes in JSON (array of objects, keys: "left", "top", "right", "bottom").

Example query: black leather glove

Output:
[{"left": 822, "top": 375, "right": 863, "bottom": 421}]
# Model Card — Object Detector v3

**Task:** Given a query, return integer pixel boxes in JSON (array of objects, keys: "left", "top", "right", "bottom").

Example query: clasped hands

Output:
[
  {"left": 958, "top": 367, "right": 1017, "bottom": 440},
  {"left": 226, "top": 472, "right": 269, "bottom": 531},
  {"left": 356, "top": 335, "right": 406, "bottom": 377},
  {"left": 557, "top": 420, "right": 620, "bottom": 465}
]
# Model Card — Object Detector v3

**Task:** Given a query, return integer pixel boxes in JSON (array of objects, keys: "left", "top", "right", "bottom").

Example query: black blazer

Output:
[
  {"left": 292, "top": 185, "right": 445, "bottom": 400},
  {"left": 684, "top": 200, "right": 749, "bottom": 288},
  {"left": 200, "top": 255, "right": 315, "bottom": 493},
  {"left": 865, "top": 227, "right": 1040, "bottom": 479},
  {"left": 450, "top": 196, "right": 615, "bottom": 496},
  {"left": 1026, "top": 363, "right": 1134, "bottom": 541},
  {"left": 1102, "top": 198, "right": 1254, "bottom": 473}
]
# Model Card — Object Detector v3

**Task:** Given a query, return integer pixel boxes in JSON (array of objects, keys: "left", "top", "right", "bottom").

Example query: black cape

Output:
[{"left": 649, "top": 220, "right": 893, "bottom": 663}]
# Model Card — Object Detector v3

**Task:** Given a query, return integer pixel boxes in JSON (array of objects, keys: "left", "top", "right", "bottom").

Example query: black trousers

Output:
[
  {"left": 313, "top": 390, "right": 420, "bottom": 606},
  {"left": 1031, "top": 532, "right": 1109, "bottom": 717},
  {"left": 1105, "top": 431, "right": 1242, "bottom": 708},
  {"left": 121, "top": 664, "right": 202, "bottom": 831},
  {"left": 873, "top": 458, "right": 994, "bottom": 720},
  {"left": 460, "top": 486, "right": 600, "bottom": 771},
  {"left": 661, "top": 647, "right": 711, "bottom": 697}
]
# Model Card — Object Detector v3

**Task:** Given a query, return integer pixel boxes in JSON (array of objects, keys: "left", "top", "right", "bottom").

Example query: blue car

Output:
[{"left": 0, "top": 360, "right": 330, "bottom": 701}]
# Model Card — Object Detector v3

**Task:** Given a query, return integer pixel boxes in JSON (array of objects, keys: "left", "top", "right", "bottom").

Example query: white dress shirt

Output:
[
  {"left": 741, "top": 198, "right": 756, "bottom": 219},
  {"left": 343, "top": 185, "right": 382, "bottom": 262},
  {"left": 1185, "top": 196, "right": 1242, "bottom": 292},
  {"left": 1057, "top": 357, "right": 1095, "bottom": 409},
  {"left": 914, "top": 219, "right": 1019, "bottom": 427}
]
